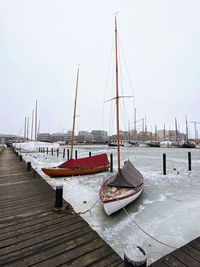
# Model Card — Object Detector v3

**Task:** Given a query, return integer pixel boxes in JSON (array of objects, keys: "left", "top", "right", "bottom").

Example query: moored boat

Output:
[{"left": 42, "top": 153, "right": 110, "bottom": 177}]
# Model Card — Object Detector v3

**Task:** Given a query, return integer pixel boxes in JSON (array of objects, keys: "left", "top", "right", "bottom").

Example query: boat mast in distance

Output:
[{"left": 70, "top": 67, "right": 79, "bottom": 159}]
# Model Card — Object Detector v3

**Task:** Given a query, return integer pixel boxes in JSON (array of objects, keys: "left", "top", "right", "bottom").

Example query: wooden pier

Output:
[{"left": 0, "top": 148, "right": 123, "bottom": 266}]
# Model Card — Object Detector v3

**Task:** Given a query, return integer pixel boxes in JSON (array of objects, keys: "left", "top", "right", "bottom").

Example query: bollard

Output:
[
  {"left": 67, "top": 149, "right": 69, "bottom": 160},
  {"left": 124, "top": 246, "right": 147, "bottom": 267},
  {"left": 89, "top": 151, "right": 91, "bottom": 157},
  {"left": 57, "top": 149, "right": 59, "bottom": 157},
  {"left": 75, "top": 150, "right": 77, "bottom": 159},
  {"left": 63, "top": 148, "right": 65, "bottom": 158},
  {"left": 39, "top": 147, "right": 40, "bottom": 152},
  {"left": 110, "top": 153, "right": 113, "bottom": 172},
  {"left": 55, "top": 185, "right": 63, "bottom": 209},
  {"left": 47, "top": 147, "right": 48, "bottom": 154},
  {"left": 19, "top": 155, "right": 22, "bottom": 161},
  {"left": 51, "top": 148, "right": 53, "bottom": 155},
  {"left": 16, "top": 151, "right": 18, "bottom": 157},
  {"left": 188, "top": 152, "right": 191, "bottom": 171},
  {"left": 43, "top": 148, "right": 45, "bottom": 153},
  {"left": 163, "top": 153, "right": 166, "bottom": 175},
  {"left": 27, "top": 161, "right": 31, "bottom": 171}
]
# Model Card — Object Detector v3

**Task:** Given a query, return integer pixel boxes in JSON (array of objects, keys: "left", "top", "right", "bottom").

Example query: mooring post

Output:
[
  {"left": 110, "top": 153, "right": 113, "bottom": 172},
  {"left": 75, "top": 150, "right": 77, "bottom": 159},
  {"left": 47, "top": 147, "right": 48, "bottom": 154},
  {"left": 16, "top": 151, "right": 18, "bottom": 157},
  {"left": 67, "top": 149, "right": 69, "bottom": 160},
  {"left": 57, "top": 149, "right": 59, "bottom": 157},
  {"left": 188, "top": 152, "right": 191, "bottom": 171},
  {"left": 27, "top": 161, "right": 31, "bottom": 171},
  {"left": 89, "top": 151, "right": 91, "bottom": 157},
  {"left": 39, "top": 147, "right": 40, "bottom": 152},
  {"left": 55, "top": 185, "right": 63, "bottom": 209},
  {"left": 51, "top": 148, "right": 53, "bottom": 155},
  {"left": 124, "top": 246, "right": 147, "bottom": 267},
  {"left": 19, "top": 155, "right": 22, "bottom": 161},
  {"left": 163, "top": 153, "right": 166, "bottom": 175},
  {"left": 63, "top": 148, "right": 65, "bottom": 158}
]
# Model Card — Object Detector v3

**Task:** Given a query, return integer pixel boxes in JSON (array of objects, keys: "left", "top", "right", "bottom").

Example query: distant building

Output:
[
  {"left": 75, "top": 131, "right": 93, "bottom": 143},
  {"left": 0, "top": 134, "right": 23, "bottom": 144},
  {"left": 37, "top": 133, "right": 52, "bottom": 142},
  {"left": 91, "top": 130, "right": 109, "bottom": 143},
  {"left": 52, "top": 133, "right": 69, "bottom": 143}
]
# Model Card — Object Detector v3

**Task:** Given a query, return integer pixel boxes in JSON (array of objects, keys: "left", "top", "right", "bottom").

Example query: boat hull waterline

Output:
[{"left": 42, "top": 165, "right": 110, "bottom": 178}]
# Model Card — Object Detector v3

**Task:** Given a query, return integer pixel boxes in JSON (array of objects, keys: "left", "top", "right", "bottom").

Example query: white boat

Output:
[
  {"left": 99, "top": 17, "right": 144, "bottom": 216},
  {"left": 100, "top": 160, "right": 144, "bottom": 215}
]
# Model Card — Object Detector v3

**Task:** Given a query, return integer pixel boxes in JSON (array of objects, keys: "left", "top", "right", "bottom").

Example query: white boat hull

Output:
[{"left": 103, "top": 187, "right": 143, "bottom": 216}]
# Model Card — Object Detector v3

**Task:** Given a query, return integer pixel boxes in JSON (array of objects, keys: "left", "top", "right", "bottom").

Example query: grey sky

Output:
[{"left": 0, "top": 0, "right": 199, "bottom": 137}]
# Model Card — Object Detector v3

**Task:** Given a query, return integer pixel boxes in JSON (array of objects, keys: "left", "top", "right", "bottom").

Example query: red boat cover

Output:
[{"left": 58, "top": 153, "right": 109, "bottom": 169}]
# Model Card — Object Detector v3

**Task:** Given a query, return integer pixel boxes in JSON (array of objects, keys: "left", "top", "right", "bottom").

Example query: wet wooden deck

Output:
[
  {"left": 150, "top": 237, "right": 200, "bottom": 267},
  {"left": 0, "top": 148, "right": 123, "bottom": 266}
]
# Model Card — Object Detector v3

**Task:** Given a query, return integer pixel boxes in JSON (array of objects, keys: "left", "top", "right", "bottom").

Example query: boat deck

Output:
[{"left": 0, "top": 148, "right": 123, "bottom": 266}]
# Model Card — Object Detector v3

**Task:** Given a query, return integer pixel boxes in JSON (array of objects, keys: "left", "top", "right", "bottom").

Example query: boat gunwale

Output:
[{"left": 100, "top": 178, "right": 144, "bottom": 203}]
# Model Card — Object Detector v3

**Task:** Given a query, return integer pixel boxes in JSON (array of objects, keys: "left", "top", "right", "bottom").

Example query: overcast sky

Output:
[{"left": 0, "top": 0, "right": 199, "bottom": 137}]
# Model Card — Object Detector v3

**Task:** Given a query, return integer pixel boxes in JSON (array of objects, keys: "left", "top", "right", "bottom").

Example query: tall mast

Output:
[
  {"left": 155, "top": 123, "right": 157, "bottom": 141},
  {"left": 31, "top": 109, "right": 34, "bottom": 141},
  {"left": 142, "top": 118, "right": 144, "bottom": 142},
  {"left": 115, "top": 16, "right": 120, "bottom": 179},
  {"left": 27, "top": 117, "right": 29, "bottom": 142},
  {"left": 24, "top": 116, "right": 27, "bottom": 142},
  {"left": 35, "top": 100, "right": 38, "bottom": 142},
  {"left": 70, "top": 67, "right": 79, "bottom": 159},
  {"left": 175, "top": 117, "right": 178, "bottom": 141},
  {"left": 134, "top": 107, "right": 136, "bottom": 141},
  {"left": 185, "top": 115, "right": 188, "bottom": 142}
]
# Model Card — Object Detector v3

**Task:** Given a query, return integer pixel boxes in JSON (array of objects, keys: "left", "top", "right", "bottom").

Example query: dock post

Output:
[
  {"left": 124, "top": 246, "right": 147, "bottom": 267},
  {"left": 188, "top": 152, "right": 191, "bottom": 171},
  {"left": 19, "top": 155, "right": 22, "bottom": 161},
  {"left": 39, "top": 147, "right": 40, "bottom": 152},
  {"left": 57, "top": 149, "right": 59, "bottom": 157},
  {"left": 89, "top": 151, "right": 91, "bottom": 157},
  {"left": 55, "top": 185, "right": 63, "bottom": 209},
  {"left": 16, "top": 151, "right": 18, "bottom": 157},
  {"left": 67, "top": 149, "right": 69, "bottom": 160},
  {"left": 63, "top": 148, "right": 65, "bottom": 158},
  {"left": 110, "top": 153, "right": 113, "bottom": 172},
  {"left": 47, "top": 147, "right": 48, "bottom": 154},
  {"left": 27, "top": 161, "right": 31, "bottom": 171},
  {"left": 163, "top": 153, "right": 166, "bottom": 175},
  {"left": 75, "top": 150, "right": 77, "bottom": 159},
  {"left": 51, "top": 148, "right": 53, "bottom": 155}
]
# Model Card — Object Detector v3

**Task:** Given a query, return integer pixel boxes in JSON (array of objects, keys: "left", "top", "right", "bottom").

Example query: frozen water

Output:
[{"left": 22, "top": 145, "right": 200, "bottom": 265}]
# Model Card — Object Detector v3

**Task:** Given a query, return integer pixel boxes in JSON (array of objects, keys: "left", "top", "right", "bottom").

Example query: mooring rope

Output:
[
  {"left": 77, "top": 198, "right": 100, "bottom": 216},
  {"left": 122, "top": 206, "right": 178, "bottom": 250}
]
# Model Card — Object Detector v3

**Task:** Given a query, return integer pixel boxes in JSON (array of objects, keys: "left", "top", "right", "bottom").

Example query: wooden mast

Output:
[
  {"left": 164, "top": 123, "right": 166, "bottom": 141},
  {"left": 24, "top": 116, "right": 27, "bottom": 142},
  {"left": 185, "top": 115, "right": 188, "bottom": 142},
  {"left": 70, "top": 67, "right": 79, "bottom": 159},
  {"left": 27, "top": 117, "right": 29, "bottom": 142},
  {"left": 115, "top": 16, "right": 120, "bottom": 179},
  {"left": 31, "top": 110, "right": 34, "bottom": 141},
  {"left": 35, "top": 100, "right": 38, "bottom": 142}
]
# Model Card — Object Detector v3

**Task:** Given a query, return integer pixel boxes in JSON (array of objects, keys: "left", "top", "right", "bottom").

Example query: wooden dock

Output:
[
  {"left": 150, "top": 237, "right": 200, "bottom": 267},
  {"left": 0, "top": 148, "right": 123, "bottom": 266}
]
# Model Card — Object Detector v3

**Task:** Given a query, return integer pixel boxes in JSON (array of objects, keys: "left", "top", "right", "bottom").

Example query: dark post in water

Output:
[
  {"left": 51, "top": 148, "right": 53, "bottom": 155},
  {"left": 57, "top": 149, "right": 59, "bottom": 157},
  {"left": 163, "top": 153, "right": 166, "bottom": 175},
  {"left": 89, "top": 151, "right": 91, "bottom": 157},
  {"left": 67, "top": 149, "right": 69, "bottom": 160},
  {"left": 47, "top": 147, "right": 48, "bottom": 154},
  {"left": 63, "top": 148, "right": 65, "bottom": 158},
  {"left": 19, "top": 155, "right": 22, "bottom": 161},
  {"left": 110, "top": 153, "right": 113, "bottom": 172},
  {"left": 27, "top": 161, "right": 31, "bottom": 171},
  {"left": 75, "top": 150, "right": 77, "bottom": 159},
  {"left": 55, "top": 185, "right": 63, "bottom": 209},
  {"left": 188, "top": 152, "right": 191, "bottom": 171}
]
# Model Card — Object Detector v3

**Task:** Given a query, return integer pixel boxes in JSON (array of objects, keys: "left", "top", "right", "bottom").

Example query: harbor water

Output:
[{"left": 23, "top": 145, "right": 200, "bottom": 265}]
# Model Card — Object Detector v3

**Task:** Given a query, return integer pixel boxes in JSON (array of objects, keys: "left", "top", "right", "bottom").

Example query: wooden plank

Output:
[{"left": 0, "top": 148, "right": 123, "bottom": 266}]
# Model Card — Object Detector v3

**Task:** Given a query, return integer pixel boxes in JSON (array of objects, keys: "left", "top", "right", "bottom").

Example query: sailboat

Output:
[
  {"left": 99, "top": 17, "right": 144, "bottom": 216},
  {"left": 42, "top": 68, "right": 110, "bottom": 178}
]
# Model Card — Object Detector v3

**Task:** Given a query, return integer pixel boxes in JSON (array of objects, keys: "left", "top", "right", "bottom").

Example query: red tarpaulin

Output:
[{"left": 58, "top": 153, "right": 109, "bottom": 169}]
